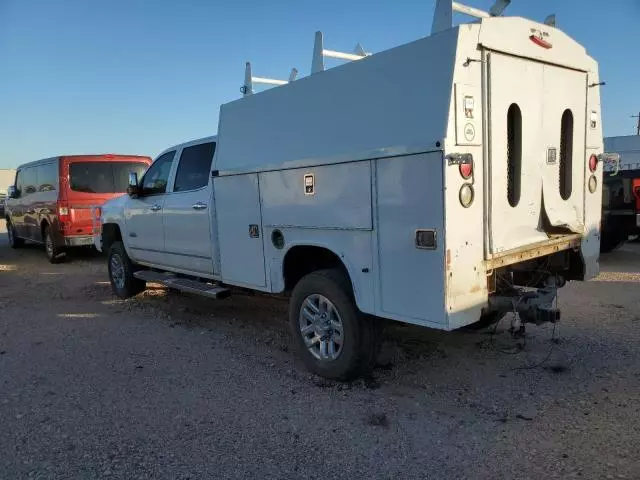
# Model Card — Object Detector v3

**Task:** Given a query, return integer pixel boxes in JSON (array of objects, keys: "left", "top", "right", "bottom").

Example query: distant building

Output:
[{"left": 0, "top": 169, "right": 16, "bottom": 193}]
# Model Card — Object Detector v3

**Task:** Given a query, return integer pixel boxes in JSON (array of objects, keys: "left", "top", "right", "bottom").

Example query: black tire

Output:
[
  {"left": 289, "top": 269, "right": 377, "bottom": 381},
  {"left": 6, "top": 221, "right": 24, "bottom": 249},
  {"left": 107, "top": 241, "right": 146, "bottom": 298},
  {"left": 44, "top": 225, "right": 65, "bottom": 264}
]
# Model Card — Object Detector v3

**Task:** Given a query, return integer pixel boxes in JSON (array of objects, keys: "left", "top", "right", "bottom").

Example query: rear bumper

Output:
[
  {"left": 486, "top": 234, "right": 582, "bottom": 270},
  {"left": 64, "top": 235, "right": 95, "bottom": 247}
]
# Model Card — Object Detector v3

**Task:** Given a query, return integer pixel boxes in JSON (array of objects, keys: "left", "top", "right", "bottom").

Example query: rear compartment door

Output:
[{"left": 487, "top": 52, "right": 587, "bottom": 254}]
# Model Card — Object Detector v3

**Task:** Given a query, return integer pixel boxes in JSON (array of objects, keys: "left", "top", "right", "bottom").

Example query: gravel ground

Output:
[{"left": 0, "top": 219, "right": 639, "bottom": 479}]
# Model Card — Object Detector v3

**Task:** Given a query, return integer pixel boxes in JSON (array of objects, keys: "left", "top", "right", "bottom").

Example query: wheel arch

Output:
[
  {"left": 280, "top": 243, "right": 363, "bottom": 307},
  {"left": 102, "top": 222, "right": 123, "bottom": 254}
]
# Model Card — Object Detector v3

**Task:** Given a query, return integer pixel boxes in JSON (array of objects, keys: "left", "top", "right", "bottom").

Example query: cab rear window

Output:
[{"left": 69, "top": 162, "right": 148, "bottom": 194}]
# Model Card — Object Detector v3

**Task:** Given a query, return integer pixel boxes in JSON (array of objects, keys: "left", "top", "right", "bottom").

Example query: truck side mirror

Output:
[
  {"left": 7, "top": 186, "right": 18, "bottom": 199},
  {"left": 127, "top": 172, "right": 140, "bottom": 197}
]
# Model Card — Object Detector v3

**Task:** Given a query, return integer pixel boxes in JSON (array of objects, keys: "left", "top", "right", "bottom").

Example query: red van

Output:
[{"left": 4, "top": 154, "right": 152, "bottom": 263}]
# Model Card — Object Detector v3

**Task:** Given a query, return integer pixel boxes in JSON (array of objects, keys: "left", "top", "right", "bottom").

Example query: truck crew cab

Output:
[{"left": 98, "top": 1, "right": 611, "bottom": 380}]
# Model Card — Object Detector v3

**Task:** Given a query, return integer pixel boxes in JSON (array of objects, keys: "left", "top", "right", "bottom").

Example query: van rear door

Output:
[{"left": 486, "top": 52, "right": 587, "bottom": 254}]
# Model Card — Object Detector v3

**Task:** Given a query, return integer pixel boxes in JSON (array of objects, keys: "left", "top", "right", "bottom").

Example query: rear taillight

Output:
[
  {"left": 588, "top": 154, "right": 598, "bottom": 172},
  {"left": 58, "top": 203, "right": 70, "bottom": 226},
  {"left": 459, "top": 162, "right": 473, "bottom": 179}
]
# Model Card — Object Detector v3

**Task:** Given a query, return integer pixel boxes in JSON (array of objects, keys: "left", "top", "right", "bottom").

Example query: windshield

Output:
[{"left": 69, "top": 161, "right": 148, "bottom": 194}]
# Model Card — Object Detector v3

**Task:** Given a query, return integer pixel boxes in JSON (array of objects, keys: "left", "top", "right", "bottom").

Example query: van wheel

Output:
[
  {"left": 108, "top": 241, "right": 146, "bottom": 298},
  {"left": 44, "top": 225, "right": 65, "bottom": 264},
  {"left": 289, "top": 269, "right": 376, "bottom": 381},
  {"left": 6, "top": 221, "right": 24, "bottom": 248}
]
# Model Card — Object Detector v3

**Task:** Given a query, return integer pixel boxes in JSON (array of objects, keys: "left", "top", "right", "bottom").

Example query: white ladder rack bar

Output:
[
  {"left": 311, "top": 31, "right": 369, "bottom": 74},
  {"left": 242, "top": 62, "right": 298, "bottom": 97},
  {"left": 452, "top": 1, "right": 490, "bottom": 19},
  {"left": 432, "top": 0, "right": 512, "bottom": 35}
]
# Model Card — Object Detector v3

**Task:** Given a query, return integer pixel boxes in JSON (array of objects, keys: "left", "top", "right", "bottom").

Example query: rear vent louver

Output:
[
  {"left": 559, "top": 109, "right": 574, "bottom": 200},
  {"left": 507, "top": 103, "right": 522, "bottom": 208}
]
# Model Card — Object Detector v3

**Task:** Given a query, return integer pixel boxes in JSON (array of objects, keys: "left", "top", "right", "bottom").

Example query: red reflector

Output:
[
  {"left": 459, "top": 162, "right": 473, "bottom": 179},
  {"left": 530, "top": 35, "right": 552, "bottom": 49},
  {"left": 588, "top": 154, "right": 598, "bottom": 172}
]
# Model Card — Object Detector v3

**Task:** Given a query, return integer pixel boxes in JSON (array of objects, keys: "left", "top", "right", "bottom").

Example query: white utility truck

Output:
[{"left": 97, "top": 0, "right": 613, "bottom": 380}]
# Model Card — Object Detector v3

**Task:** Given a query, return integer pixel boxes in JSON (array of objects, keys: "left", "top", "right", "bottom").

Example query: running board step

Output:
[{"left": 133, "top": 271, "right": 231, "bottom": 299}]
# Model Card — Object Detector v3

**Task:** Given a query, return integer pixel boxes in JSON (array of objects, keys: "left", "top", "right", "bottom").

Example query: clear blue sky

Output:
[{"left": 1, "top": 0, "right": 639, "bottom": 167}]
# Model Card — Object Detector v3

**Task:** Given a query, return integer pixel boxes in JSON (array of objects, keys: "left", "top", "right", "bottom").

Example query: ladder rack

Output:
[
  {"left": 241, "top": 62, "right": 298, "bottom": 97},
  {"left": 311, "top": 31, "right": 370, "bottom": 74}
]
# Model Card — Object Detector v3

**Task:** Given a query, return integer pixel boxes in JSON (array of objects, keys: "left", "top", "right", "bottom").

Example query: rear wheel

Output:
[
  {"left": 6, "top": 221, "right": 24, "bottom": 248},
  {"left": 108, "top": 241, "right": 146, "bottom": 298},
  {"left": 44, "top": 225, "right": 65, "bottom": 264},
  {"left": 289, "top": 269, "right": 377, "bottom": 380}
]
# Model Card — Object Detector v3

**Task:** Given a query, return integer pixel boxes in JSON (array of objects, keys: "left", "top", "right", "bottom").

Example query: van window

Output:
[
  {"left": 141, "top": 151, "right": 175, "bottom": 195},
  {"left": 38, "top": 162, "right": 58, "bottom": 192},
  {"left": 15, "top": 170, "right": 23, "bottom": 196},
  {"left": 23, "top": 167, "right": 38, "bottom": 195},
  {"left": 173, "top": 142, "right": 216, "bottom": 192},
  {"left": 69, "top": 162, "right": 148, "bottom": 194},
  {"left": 507, "top": 103, "right": 522, "bottom": 208},
  {"left": 559, "top": 109, "right": 573, "bottom": 200}
]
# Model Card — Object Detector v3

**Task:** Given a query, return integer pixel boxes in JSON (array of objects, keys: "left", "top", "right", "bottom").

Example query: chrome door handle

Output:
[
  {"left": 150, "top": 204, "right": 162, "bottom": 212},
  {"left": 192, "top": 202, "right": 207, "bottom": 210}
]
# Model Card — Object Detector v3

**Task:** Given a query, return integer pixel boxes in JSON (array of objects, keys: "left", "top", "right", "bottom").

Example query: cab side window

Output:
[
  {"left": 141, "top": 151, "right": 175, "bottom": 195},
  {"left": 173, "top": 142, "right": 216, "bottom": 192}
]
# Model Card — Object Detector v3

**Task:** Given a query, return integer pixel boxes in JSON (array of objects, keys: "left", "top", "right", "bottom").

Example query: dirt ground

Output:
[{"left": 0, "top": 219, "right": 639, "bottom": 479}]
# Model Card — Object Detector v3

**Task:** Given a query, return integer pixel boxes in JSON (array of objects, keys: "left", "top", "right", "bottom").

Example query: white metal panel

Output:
[
  {"left": 376, "top": 153, "right": 446, "bottom": 325},
  {"left": 540, "top": 64, "right": 587, "bottom": 232},
  {"left": 215, "top": 30, "right": 458, "bottom": 174},
  {"left": 259, "top": 162, "right": 372, "bottom": 230},
  {"left": 488, "top": 53, "right": 548, "bottom": 253},
  {"left": 478, "top": 17, "right": 592, "bottom": 72},
  {"left": 215, "top": 174, "right": 267, "bottom": 289}
]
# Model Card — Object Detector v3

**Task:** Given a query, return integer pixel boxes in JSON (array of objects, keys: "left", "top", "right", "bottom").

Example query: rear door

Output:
[
  {"left": 487, "top": 52, "right": 587, "bottom": 254},
  {"left": 162, "top": 141, "right": 216, "bottom": 274}
]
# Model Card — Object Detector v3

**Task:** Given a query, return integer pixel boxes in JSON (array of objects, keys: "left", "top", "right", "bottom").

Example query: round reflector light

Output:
[
  {"left": 588, "top": 154, "right": 598, "bottom": 172},
  {"left": 588, "top": 175, "right": 597, "bottom": 193},
  {"left": 459, "top": 162, "right": 473, "bottom": 179},
  {"left": 459, "top": 183, "right": 474, "bottom": 208}
]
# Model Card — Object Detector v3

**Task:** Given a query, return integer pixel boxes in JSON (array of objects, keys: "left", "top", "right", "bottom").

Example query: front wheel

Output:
[
  {"left": 289, "top": 269, "right": 377, "bottom": 381},
  {"left": 108, "top": 241, "right": 146, "bottom": 298}
]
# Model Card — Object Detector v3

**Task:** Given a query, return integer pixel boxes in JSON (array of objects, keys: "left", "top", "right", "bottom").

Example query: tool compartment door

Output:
[{"left": 487, "top": 52, "right": 587, "bottom": 254}]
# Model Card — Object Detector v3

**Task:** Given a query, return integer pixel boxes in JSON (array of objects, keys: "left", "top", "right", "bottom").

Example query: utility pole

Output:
[{"left": 633, "top": 112, "right": 640, "bottom": 135}]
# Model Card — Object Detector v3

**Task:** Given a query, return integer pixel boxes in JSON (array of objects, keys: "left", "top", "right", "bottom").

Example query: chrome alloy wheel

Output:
[{"left": 298, "top": 294, "right": 344, "bottom": 361}]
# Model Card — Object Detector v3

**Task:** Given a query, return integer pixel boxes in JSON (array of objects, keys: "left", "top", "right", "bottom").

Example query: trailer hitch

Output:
[{"left": 487, "top": 278, "right": 561, "bottom": 328}]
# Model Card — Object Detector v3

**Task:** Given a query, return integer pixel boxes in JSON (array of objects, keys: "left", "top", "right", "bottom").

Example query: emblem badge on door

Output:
[
  {"left": 547, "top": 147, "right": 557, "bottom": 165},
  {"left": 249, "top": 224, "right": 260, "bottom": 238}
]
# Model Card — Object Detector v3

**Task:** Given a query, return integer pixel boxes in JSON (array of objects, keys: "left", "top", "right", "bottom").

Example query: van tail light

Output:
[
  {"left": 588, "top": 154, "right": 598, "bottom": 173},
  {"left": 57, "top": 203, "right": 70, "bottom": 226}
]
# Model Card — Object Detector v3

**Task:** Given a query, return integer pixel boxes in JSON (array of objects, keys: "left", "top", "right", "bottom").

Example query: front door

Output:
[
  {"left": 124, "top": 150, "right": 175, "bottom": 265},
  {"left": 487, "top": 52, "right": 587, "bottom": 254},
  {"left": 162, "top": 141, "right": 216, "bottom": 274}
]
